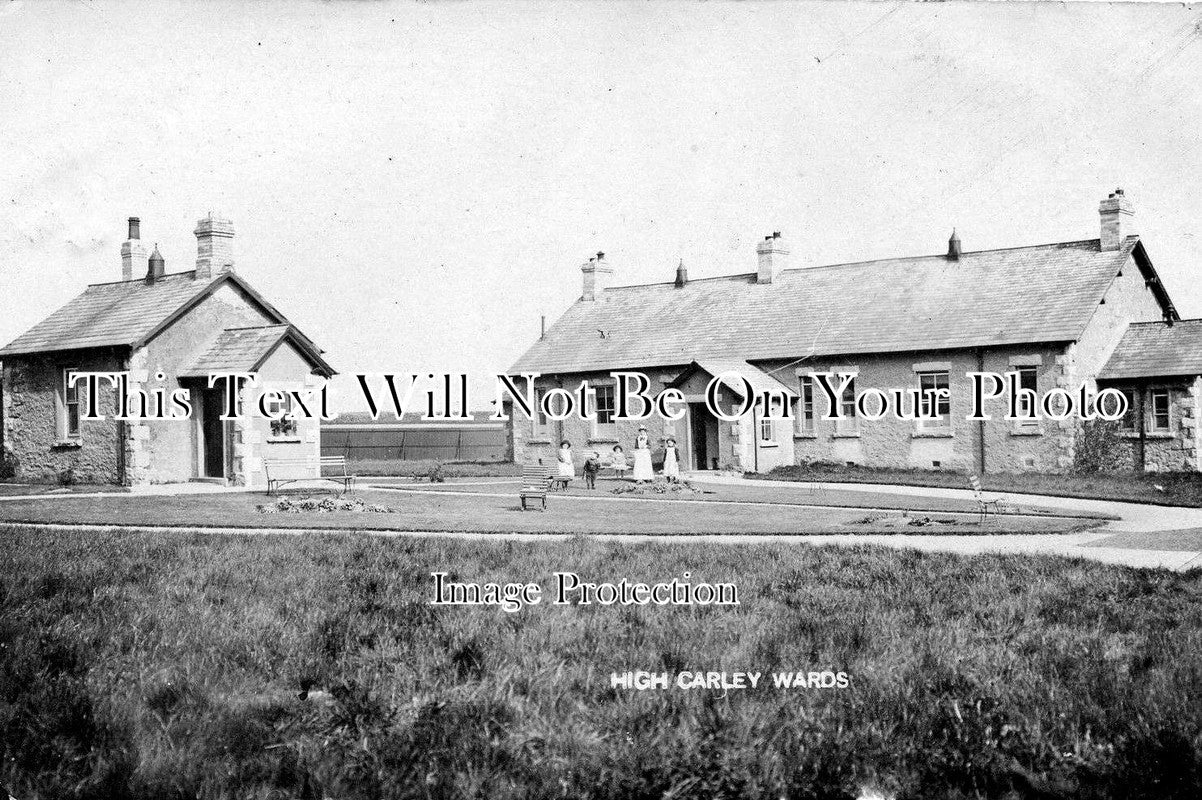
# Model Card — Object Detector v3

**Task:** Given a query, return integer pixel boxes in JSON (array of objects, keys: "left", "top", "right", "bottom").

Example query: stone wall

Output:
[{"left": 1, "top": 351, "right": 125, "bottom": 484}]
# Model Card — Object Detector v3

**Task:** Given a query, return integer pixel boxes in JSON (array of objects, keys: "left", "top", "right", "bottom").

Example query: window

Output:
[
  {"left": 533, "top": 388, "right": 550, "bottom": 437},
  {"left": 269, "top": 392, "right": 299, "bottom": 440},
  {"left": 759, "top": 395, "right": 785, "bottom": 443},
  {"left": 592, "top": 384, "right": 616, "bottom": 439},
  {"left": 917, "top": 371, "right": 951, "bottom": 430},
  {"left": 796, "top": 376, "right": 815, "bottom": 435},
  {"left": 1150, "top": 389, "right": 1171, "bottom": 432},
  {"left": 836, "top": 377, "right": 857, "bottom": 435},
  {"left": 1118, "top": 387, "right": 1138, "bottom": 432},
  {"left": 1015, "top": 367, "right": 1039, "bottom": 428},
  {"left": 59, "top": 368, "right": 81, "bottom": 440}
]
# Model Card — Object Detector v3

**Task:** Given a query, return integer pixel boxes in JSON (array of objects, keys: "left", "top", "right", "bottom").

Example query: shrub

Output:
[{"left": 1075, "top": 419, "right": 1124, "bottom": 473}]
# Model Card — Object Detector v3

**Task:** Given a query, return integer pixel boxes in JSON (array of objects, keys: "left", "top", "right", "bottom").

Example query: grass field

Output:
[
  {"left": 756, "top": 463, "right": 1202, "bottom": 508},
  {"left": 0, "top": 483, "right": 1099, "bottom": 536},
  {"left": 1, "top": 530, "right": 1199, "bottom": 799}
]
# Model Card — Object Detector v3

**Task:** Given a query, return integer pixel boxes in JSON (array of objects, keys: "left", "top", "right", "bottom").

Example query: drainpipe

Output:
[{"left": 976, "top": 348, "right": 987, "bottom": 474}]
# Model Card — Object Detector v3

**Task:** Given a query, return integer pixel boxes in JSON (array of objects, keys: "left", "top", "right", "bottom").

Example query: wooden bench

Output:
[
  {"left": 968, "top": 473, "right": 1003, "bottom": 522},
  {"left": 264, "top": 456, "right": 357, "bottom": 496},
  {"left": 519, "top": 465, "right": 551, "bottom": 511}
]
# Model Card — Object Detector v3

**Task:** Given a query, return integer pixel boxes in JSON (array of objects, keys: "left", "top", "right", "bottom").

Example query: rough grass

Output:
[
  {"left": 756, "top": 462, "right": 1202, "bottom": 508},
  {"left": 1, "top": 530, "right": 1200, "bottom": 799}
]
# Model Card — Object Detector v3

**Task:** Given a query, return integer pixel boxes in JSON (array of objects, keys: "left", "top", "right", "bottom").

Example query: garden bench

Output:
[
  {"left": 520, "top": 464, "right": 552, "bottom": 511},
  {"left": 968, "top": 473, "right": 1003, "bottom": 523},
  {"left": 265, "top": 455, "right": 356, "bottom": 496}
]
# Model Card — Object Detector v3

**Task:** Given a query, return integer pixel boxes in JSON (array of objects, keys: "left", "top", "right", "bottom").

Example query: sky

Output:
[{"left": 1, "top": 1, "right": 1200, "bottom": 410}]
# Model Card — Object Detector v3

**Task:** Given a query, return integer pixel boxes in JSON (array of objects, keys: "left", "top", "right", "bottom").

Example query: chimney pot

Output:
[
  {"left": 128, "top": 217, "right": 140, "bottom": 240},
  {"left": 675, "top": 259, "right": 689, "bottom": 288}
]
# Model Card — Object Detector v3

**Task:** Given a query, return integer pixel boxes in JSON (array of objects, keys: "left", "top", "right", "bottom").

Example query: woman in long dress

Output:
[
  {"left": 631, "top": 427, "right": 654, "bottom": 482},
  {"left": 557, "top": 440, "right": 575, "bottom": 478},
  {"left": 662, "top": 436, "right": 680, "bottom": 482}
]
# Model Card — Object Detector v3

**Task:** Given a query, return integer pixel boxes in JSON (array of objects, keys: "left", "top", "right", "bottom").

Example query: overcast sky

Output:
[{"left": 2, "top": 1, "right": 1200, "bottom": 409}]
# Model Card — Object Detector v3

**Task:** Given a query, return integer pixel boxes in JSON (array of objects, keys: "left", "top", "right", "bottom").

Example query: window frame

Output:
[
  {"left": 916, "top": 370, "right": 951, "bottom": 431},
  {"left": 1118, "top": 387, "right": 1138, "bottom": 433},
  {"left": 268, "top": 390, "right": 300, "bottom": 441},
  {"left": 1014, "top": 367, "right": 1040, "bottom": 430},
  {"left": 591, "top": 383, "right": 617, "bottom": 440},
  {"left": 835, "top": 376, "right": 858, "bottom": 435},
  {"left": 59, "top": 367, "right": 82, "bottom": 441},
  {"left": 1149, "top": 388, "right": 1171, "bottom": 433},
  {"left": 532, "top": 387, "right": 551, "bottom": 438},
  {"left": 795, "top": 375, "right": 815, "bottom": 435}
]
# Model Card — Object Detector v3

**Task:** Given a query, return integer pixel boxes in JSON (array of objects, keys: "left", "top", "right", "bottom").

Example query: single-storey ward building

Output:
[
  {"left": 507, "top": 190, "right": 1198, "bottom": 474},
  {"left": 0, "top": 215, "right": 335, "bottom": 487}
]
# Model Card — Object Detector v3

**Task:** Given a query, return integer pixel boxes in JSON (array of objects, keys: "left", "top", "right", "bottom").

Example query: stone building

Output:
[
  {"left": 507, "top": 190, "right": 1198, "bottom": 474},
  {"left": 1096, "top": 319, "right": 1202, "bottom": 472},
  {"left": 0, "top": 216, "right": 334, "bottom": 487}
]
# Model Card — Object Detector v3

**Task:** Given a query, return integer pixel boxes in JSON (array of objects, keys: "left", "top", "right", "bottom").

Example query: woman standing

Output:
[
  {"left": 631, "top": 426, "right": 654, "bottom": 482},
  {"left": 662, "top": 436, "right": 680, "bottom": 482},
  {"left": 557, "top": 440, "right": 575, "bottom": 479}
]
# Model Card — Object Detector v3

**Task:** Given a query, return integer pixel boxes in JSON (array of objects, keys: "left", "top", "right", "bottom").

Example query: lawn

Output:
[
  {"left": 338, "top": 459, "right": 521, "bottom": 478},
  {"left": 755, "top": 463, "right": 1202, "bottom": 508},
  {"left": 0, "top": 484, "right": 1098, "bottom": 536},
  {"left": 1, "top": 530, "right": 1199, "bottom": 799}
]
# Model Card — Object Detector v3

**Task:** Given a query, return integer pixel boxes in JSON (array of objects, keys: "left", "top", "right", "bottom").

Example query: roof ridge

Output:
[
  {"left": 1128, "top": 317, "right": 1202, "bottom": 327},
  {"left": 223, "top": 323, "right": 291, "bottom": 332},
  {"left": 604, "top": 237, "right": 1111, "bottom": 292},
  {"left": 86, "top": 270, "right": 200, "bottom": 288}
]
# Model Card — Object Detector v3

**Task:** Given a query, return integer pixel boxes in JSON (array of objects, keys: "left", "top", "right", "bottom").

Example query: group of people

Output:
[{"left": 556, "top": 425, "right": 679, "bottom": 488}]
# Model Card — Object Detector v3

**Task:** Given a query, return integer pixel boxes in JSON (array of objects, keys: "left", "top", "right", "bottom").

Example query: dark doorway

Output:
[
  {"left": 688, "top": 402, "right": 719, "bottom": 470},
  {"left": 200, "top": 388, "right": 227, "bottom": 479}
]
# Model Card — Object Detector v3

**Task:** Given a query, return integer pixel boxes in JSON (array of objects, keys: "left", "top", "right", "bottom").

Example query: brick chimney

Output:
[
  {"left": 581, "top": 251, "right": 613, "bottom": 301},
  {"left": 120, "top": 217, "right": 148, "bottom": 281},
  {"left": 1099, "top": 188, "right": 1136, "bottom": 251},
  {"left": 756, "top": 231, "right": 788, "bottom": 284},
  {"left": 194, "top": 214, "right": 235, "bottom": 281}
]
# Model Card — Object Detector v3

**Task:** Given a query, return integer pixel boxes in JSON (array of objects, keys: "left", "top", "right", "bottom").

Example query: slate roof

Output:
[
  {"left": 511, "top": 237, "right": 1171, "bottom": 374},
  {"left": 1098, "top": 320, "right": 1202, "bottom": 380},
  {"left": 178, "top": 324, "right": 334, "bottom": 378},
  {"left": 0, "top": 271, "right": 321, "bottom": 362},
  {"left": 671, "top": 360, "right": 798, "bottom": 398}
]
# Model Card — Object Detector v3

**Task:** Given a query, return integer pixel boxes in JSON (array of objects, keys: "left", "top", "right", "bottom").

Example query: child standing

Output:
[
  {"left": 583, "top": 452, "right": 601, "bottom": 489},
  {"left": 663, "top": 437, "right": 680, "bottom": 482},
  {"left": 610, "top": 445, "right": 629, "bottom": 479}
]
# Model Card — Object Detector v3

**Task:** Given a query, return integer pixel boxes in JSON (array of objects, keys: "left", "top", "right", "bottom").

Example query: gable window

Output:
[
  {"left": 1015, "top": 367, "right": 1039, "bottom": 429},
  {"left": 269, "top": 392, "right": 299, "bottom": 441},
  {"left": 835, "top": 377, "right": 857, "bottom": 435},
  {"left": 58, "top": 368, "right": 82, "bottom": 440},
  {"left": 795, "top": 376, "right": 815, "bottom": 435},
  {"left": 917, "top": 371, "right": 951, "bottom": 431},
  {"left": 1150, "top": 389, "right": 1171, "bottom": 432},
  {"left": 592, "top": 384, "right": 616, "bottom": 439}
]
